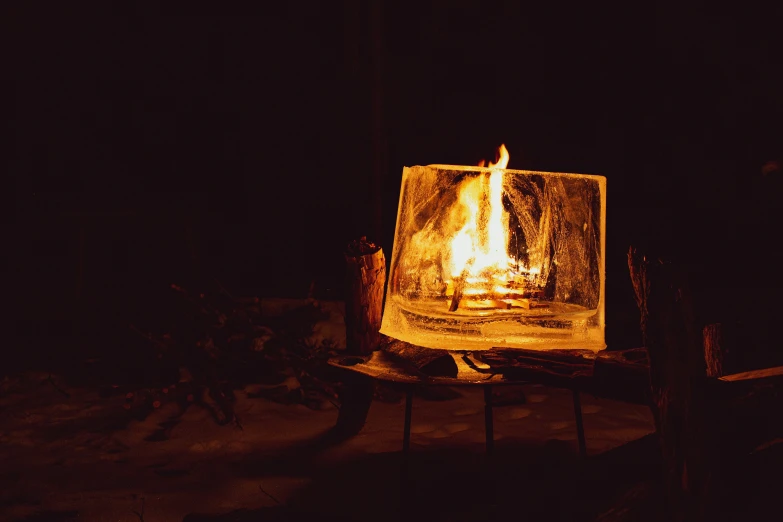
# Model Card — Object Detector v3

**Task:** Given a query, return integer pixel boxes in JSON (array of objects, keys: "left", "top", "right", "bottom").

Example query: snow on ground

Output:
[
  {"left": 0, "top": 299, "right": 655, "bottom": 522},
  {"left": 260, "top": 297, "right": 346, "bottom": 350}
]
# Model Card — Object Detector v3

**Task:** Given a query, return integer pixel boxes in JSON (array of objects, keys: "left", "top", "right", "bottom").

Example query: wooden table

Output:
[{"left": 329, "top": 350, "right": 597, "bottom": 457}]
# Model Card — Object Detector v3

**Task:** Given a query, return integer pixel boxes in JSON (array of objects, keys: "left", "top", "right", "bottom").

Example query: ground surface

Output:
[{"left": 0, "top": 300, "right": 657, "bottom": 522}]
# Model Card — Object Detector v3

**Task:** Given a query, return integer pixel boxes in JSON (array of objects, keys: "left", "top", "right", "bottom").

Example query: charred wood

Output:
[
  {"left": 380, "top": 335, "right": 458, "bottom": 378},
  {"left": 448, "top": 270, "right": 468, "bottom": 312}
]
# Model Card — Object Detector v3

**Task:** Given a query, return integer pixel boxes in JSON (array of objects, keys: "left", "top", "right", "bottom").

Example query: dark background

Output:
[{"left": 8, "top": 3, "right": 783, "bottom": 370}]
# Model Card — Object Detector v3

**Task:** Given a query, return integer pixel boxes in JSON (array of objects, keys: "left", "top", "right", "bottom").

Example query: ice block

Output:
[{"left": 380, "top": 163, "right": 606, "bottom": 352}]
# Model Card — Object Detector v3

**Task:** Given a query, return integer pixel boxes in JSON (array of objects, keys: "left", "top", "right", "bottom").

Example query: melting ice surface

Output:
[{"left": 380, "top": 164, "right": 606, "bottom": 352}]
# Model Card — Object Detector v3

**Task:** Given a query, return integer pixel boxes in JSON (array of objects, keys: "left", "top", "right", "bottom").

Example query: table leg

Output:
[
  {"left": 398, "top": 387, "right": 414, "bottom": 504},
  {"left": 484, "top": 385, "right": 494, "bottom": 455},
  {"left": 572, "top": 389, "right": 587, "bottom": 458},
  {"left": 334, "top": 374, "right": 374, "bottom": 437},
  {"left": 403, "top": 387, "right": 413, "bottom": 453}
]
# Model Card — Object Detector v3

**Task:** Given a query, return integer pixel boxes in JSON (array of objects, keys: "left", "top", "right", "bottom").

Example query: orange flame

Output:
[
  {"left": 485, "top": 143, "right": 510, "bottom": 169},
  {"left": 448, "top": 144, "right": 513, "bottom": 279}
]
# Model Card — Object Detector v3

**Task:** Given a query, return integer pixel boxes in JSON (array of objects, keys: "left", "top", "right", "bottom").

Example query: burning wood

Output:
[
  {"left": 448, "top": 269, "right": 469, "bottom": 312},
  {"left": 460, "top": 297, "right": 548, "bottom": 311},
  {"left": 519, "top": 297, "right": 547, "bottom": 310},
  {"left": 438, "top": 146, "right": 552, "bottom": 313},
  {"left": 448, "top": 271, "right": 546, "bottom": 312},
  {"left": 464, "top": 299, "right": 512, "bottom": 310}
]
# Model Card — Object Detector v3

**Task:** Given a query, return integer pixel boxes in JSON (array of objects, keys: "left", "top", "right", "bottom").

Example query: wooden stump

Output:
[
  {"left": 627, "top": 247, "right": 710, "bottom": 520},
  {"left": 336, "top": 237, "right": 386, "bottom": 437},
  {"left": 619, "top": 247, "right": 783, "bottom": 521},
  {"left": 703, "top": 323, "right": 725, "bottom": 378},
  {"left": 344, "top": 237, "right": 386, "bottom": 355}
]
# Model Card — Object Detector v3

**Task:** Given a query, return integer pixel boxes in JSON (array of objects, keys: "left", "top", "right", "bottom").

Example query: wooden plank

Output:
[{"left": 719, "top": 366, "right": 783, "bottom": 382}]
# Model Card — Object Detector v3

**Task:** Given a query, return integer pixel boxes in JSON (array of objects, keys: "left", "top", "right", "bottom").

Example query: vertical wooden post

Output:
[
  {"left": 344, "top": 237, "right": 386, "bottom": 355},
  {"left": 484, "top": 385, "right": 494, "bottom": 455},
  {"left": 627, "top": 249, "right": 783, "bottom": 520},
  {"left": 703, "top": 323, "right": 725, "bottom": 378},
  {"left": 403, "top": 387, "right": 413, "bottom": 453},
  {"left": 335, "top": 237, "right": 386, "bottom": 437},
  {"left": 572, "top": 389, "right": 587, "bottom": 458},
  {"left": 628, "top": 247, "right": 711, "bottom": 520}
]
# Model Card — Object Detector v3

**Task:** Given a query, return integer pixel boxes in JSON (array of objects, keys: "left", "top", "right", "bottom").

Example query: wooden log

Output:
[
  {"left": 344, "top": 237, "right": 386, "bottom": 355},
  {"left": 335, "top": 237, "right": 385, "bottom": 438},
  {"left": 519, "top": 297, "right": 547, "bottom": 309},
  {"left": 479, "top": 347, "right": 651, "bottom": 404},
  {"left": 380, "top": 335, "right": 458, "bottom": 378},
  {"left": 485, "top": 347, "right": 597, "bottom": 366},
  {"left": 448, "top": 270, "right": 468, "bottom": 312},
  {"left": 477, "top": 347, "right": 596, "bottom": 390},
  {"left": 463, "top": 299, "right": 511, "bottom": 310},
  {"left": 720, "top": 365, "right": 783, "bottom": 382},
  {"left": 627, "top": 247, "right": 783, "bottom": 520},
  {"left": 627, "top": 247, "right": 712, "bottom": 520},
  {"left": 703, "top": 323, "right": 725, "bottom": 378}
]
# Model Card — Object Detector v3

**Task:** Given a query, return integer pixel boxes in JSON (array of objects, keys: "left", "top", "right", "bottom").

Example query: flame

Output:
[
  {"left": 477, "top": 144, "right": 509, "bottom": 169},
  {"left": 487, "top": 143, "right": 510, "bottom": 169},
  {"left": 448, "top": 144, "right": 514, "bottom": 279}
]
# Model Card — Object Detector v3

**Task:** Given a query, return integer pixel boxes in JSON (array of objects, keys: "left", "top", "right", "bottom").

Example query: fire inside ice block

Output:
[{"left": 380, "top": 154, "right": 606, "bottom": 352}]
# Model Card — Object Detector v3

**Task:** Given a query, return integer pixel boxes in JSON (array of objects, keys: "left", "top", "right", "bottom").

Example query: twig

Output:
[
  {"left": 132, "top": 496, "right": 145, "bottom": 521},
  {"left": 46, "top": 374, "right": 70, "bottom": 398},
  {"left": 448, "top": 265, "right": 472, "bottom": 312},
  {"left": 259, "top": 485, "right": 281, "bottom": 505}
]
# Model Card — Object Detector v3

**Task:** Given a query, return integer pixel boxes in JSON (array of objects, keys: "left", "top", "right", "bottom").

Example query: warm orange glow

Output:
[
  {"left": 477, "top": 144, "right": 510, "bottom": 169},
  {"left": 445, "top": 144, "right": 539, "bottom": 307},
  {"left": 380, "top": 156, "right": 607, "bottom": 351},
  {"left": 487, "top": 143, "right": 510, "bottom": 169}
]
